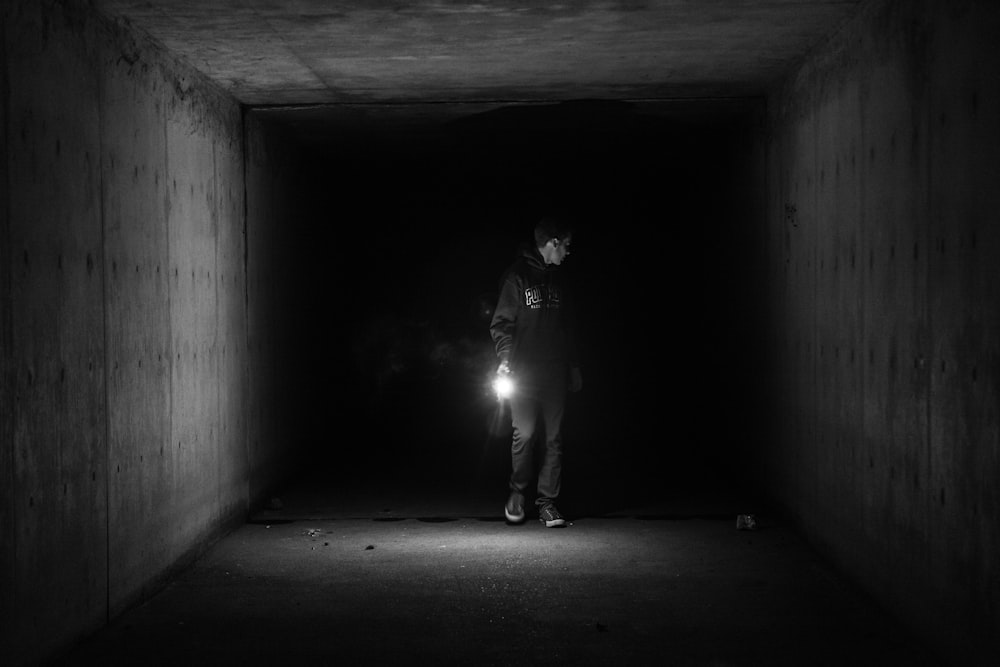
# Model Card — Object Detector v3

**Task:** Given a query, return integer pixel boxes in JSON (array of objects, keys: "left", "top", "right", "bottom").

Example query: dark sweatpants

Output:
[{"left": 508, "top": 361, "right": 568, "bottom": 508}]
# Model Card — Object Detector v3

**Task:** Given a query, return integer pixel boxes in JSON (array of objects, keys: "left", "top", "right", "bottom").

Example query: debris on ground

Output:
[{"left": 365, "top": 545, "right": 375, "bottom": 550}]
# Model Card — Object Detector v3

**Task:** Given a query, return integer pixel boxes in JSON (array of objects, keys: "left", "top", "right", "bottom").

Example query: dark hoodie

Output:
[{"left": 489, "top": 244, "right": 578, "bottom": 370}]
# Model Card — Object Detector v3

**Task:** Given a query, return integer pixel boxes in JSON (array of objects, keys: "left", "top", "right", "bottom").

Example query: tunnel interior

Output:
[
  {"left": 258, "top": 99, "right": 767, "bottom": 508},
  {"left": 3, "top": 0, "right": 999, "bottom": 664}
]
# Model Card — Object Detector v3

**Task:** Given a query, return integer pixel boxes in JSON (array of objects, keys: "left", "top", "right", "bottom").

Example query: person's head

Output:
[{"left": 534, "top": 216, "right": 573, "bottom": 266}]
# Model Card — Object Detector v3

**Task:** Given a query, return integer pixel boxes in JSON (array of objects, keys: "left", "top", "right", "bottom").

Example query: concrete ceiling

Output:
[
  {"left": 97, "top": 0, "right": 861, "bottom": 105},
  {"left": 95, "top": 1, "right": 861, "bottom": 143}
]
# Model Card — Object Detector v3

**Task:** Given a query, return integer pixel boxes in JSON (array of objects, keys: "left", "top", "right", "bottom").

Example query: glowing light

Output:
[{"left": 493, "top": 374, "right": 515, "bottom": 400}]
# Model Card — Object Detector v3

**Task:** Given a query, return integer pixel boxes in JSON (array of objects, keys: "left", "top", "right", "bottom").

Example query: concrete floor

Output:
[{"left": 54, "top": 450, "right": 945, "bottom": 667}]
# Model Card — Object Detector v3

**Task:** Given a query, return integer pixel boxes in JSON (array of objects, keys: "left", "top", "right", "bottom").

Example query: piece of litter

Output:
[{"left": 365, "top": 545, "right": 375, "bottom": 550}]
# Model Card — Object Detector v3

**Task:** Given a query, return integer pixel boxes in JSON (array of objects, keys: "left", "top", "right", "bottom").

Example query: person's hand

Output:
[
  {"left": 497, "top": 360, "right": 511, "bottom": 375},
  {"left": 568, "top": 366, "right": 583, "bottom": 393}
]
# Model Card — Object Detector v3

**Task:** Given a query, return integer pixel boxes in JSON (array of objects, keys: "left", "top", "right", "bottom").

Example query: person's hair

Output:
[{"left": 534, "top": 216, "right": 573, "bottom": 248}]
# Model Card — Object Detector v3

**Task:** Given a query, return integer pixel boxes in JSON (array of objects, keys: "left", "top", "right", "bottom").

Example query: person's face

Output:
[{"left": 546, "top": 236, "right": 572, "bottom": 266}]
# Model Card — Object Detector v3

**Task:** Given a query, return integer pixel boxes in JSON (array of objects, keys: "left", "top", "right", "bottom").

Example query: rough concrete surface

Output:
[
  {"left": 763, "top": 0, "right": 1000, "bottom": 663},
  {"left": 93, "top": 0, "right": 863, "bottom": 105},
  {"left": 1, "top": 2, "right": 274, "bottom": 662},
  {"left": 53, "top": 468, "right": 944, "bottom": 667},
  {"left": 4, "top": 0, "right": 110, "bottom": 655}
]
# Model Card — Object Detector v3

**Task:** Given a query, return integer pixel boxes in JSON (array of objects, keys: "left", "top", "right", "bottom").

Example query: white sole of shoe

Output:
[{"left": 505, "top": 508, "right": 525, "bottom": 523}]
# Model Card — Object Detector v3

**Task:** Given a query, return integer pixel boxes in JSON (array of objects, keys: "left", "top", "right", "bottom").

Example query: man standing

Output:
[{"left": 490, "top": 217, "right": 582, "bottom": 527}]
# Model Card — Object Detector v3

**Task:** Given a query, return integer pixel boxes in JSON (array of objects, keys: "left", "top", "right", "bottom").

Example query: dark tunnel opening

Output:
[{"left": 258, "top": 99, "right": 769, "bottom": 515}]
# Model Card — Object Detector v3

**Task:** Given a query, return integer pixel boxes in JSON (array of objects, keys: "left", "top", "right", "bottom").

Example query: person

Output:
[{"left": 489, "top": 217, "right": 583, "bottom": 527}]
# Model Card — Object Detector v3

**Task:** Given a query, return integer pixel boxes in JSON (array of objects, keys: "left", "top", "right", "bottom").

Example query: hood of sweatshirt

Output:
[{"left": 517, "top": 243, "right": 549, "bottom": 272}]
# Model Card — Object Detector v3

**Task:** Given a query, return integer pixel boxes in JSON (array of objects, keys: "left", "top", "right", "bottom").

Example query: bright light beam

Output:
[{"left": 493, "top": 374, "right": 515, "bottom": 400}]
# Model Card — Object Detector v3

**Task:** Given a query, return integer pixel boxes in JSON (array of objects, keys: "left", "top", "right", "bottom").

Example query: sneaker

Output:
[
  {"left": 504, "top": 494, "right": 525, "bottom": 523},
  {"left": 538, "top": 504, "right": 566, "bottom": 528}
]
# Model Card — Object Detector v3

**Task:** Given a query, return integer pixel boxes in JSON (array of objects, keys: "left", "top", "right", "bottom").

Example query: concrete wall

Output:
[
  {"left": 763, "top": 0, "right": 1000, "bottom": 663},
  {"left": 0, "top": 7, "right": 14, "bottom": 661},
  {"left": 2, "top": 4, "right": 109, "bottom": 661},
  {"left": 0, "top": 2, "right": 293, "bottom": 663},
  {"left": 244, "top": 110, "right": 309, "bottom": 504}
]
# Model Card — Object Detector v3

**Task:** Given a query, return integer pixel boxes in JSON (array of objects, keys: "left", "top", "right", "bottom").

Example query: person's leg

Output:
[
  {"left": 536, "top": 364, "right": 567, "bottom": 509},
  {"left": 507, "top": 391, "right": 537, "bottom": 510}
]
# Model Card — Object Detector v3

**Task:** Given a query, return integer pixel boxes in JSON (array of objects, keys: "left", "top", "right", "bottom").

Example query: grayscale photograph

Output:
[{"left": 1, "top": 1, "right": 997, "bottom": 665}]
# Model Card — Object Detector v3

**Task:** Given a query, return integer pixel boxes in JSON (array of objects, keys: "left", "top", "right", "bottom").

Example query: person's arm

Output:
[{"left": 490, "top": 275, "right": 520, "bottom": 368}]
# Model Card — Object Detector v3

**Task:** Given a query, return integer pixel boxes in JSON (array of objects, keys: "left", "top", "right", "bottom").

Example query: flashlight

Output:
[{"left": 493, "top": 373, "right": 515, "bottom": 400}]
